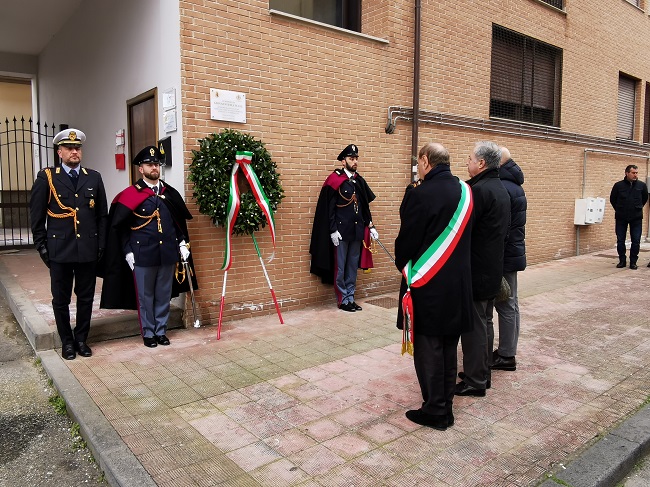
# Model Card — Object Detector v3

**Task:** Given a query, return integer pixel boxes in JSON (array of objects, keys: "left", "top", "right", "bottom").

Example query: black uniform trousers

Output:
[
  {"left": 413, "top": 333, "right": 460, "bottom": 415},
  {"left": 49, "top": 261, "right": 97, "bottom": 346}
]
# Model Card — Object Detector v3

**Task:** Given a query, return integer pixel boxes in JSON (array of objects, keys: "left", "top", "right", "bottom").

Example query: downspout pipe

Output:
[{"left": 411, "top": 0, "right": 421, "bottom": 182}]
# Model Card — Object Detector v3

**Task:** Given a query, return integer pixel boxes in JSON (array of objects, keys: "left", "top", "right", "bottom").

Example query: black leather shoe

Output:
[
  {"left": 647, "top": 262, "right": 650, "bottom": 268},
  {"left": 156, "top": 335, "right": 170, "bottom": 346},
  {"left": 630, "top": 264, "right": 638, "bottom": 270},
  {"left": 62, "top": 344, "right": 76, "bottom": 360},
  {"left": 447, "top": 410, "right": 455, "bottom": 427},
  {"left": 405, "top": 409, "right": 448, "bottom": 430},
  {"left": 455, "top": 381, "right": 486, "bottom": 397},
  {"left": 351, "top": 302, "right": 362, "bottom": 311},
  {"left": 339, "top": 302, "right": 356, "bottom": 312},
  {"left": 616, "top": 262, "right": 626, "bottom": 268},
  {"left": 491, "top": 353, "right": 516, "bottom": 371},
  {"left": 75, "top": 342, "right": 92, "bottom": 357},
  {"left": 143, "top": 337, "right": 158, "bottom": 348},
  {"left": 458, "top": 371, "right": 490, "bottom": 389}
]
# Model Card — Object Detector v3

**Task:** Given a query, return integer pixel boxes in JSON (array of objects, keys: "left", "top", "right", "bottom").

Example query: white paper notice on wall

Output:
[{"left": 210, "top": 88, "right": 246, "bottom": 123}]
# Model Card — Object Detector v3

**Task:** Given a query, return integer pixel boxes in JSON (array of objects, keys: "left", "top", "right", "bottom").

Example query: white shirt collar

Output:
[{"left": 344, "top": 168, "right": 355, "bottom": 178}]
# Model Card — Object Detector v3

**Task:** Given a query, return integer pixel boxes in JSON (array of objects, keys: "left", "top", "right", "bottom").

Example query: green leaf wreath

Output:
[{"left": 189, "top": 129, "right": 284, "bottom": 236}]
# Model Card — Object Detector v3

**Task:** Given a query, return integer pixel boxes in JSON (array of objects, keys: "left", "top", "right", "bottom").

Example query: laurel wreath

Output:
[{"left": 189, "top": 129, "right": 284, "bottom": 236}]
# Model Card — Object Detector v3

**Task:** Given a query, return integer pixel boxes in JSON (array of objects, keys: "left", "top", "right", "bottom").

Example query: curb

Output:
[
  {"left": 39, "top": 350, "right": 156, "bottom": 487},
  {"left": 539, "top": 404, "right": 650, "bottom": 487}
]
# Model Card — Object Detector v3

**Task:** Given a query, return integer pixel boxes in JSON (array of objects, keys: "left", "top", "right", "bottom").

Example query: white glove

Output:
[
  {"left": 370, "top": 227, "right": 379, "bottom": 240},
  {"left": 125, "top": 252, "right": 135, "bottom": 270},
  {"left": 179, "top": 241, "right": 190, "bottom": 261},
  {"left": 330, "top": 231, "right": 342, "bottom": 247}
]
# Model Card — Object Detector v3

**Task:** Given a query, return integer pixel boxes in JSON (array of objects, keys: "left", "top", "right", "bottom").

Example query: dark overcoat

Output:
[
  {"left": 394, "top": 165, "right": 474, "bottom": 336},
  {"left": 467, "top": 167, "right": 510, "bottom": 300},
  {"left": 610, "top": 178, "right": 648, "bottom": 223},
  {"left": 29, "top": 166, "right": 108, "bottom": 263}
]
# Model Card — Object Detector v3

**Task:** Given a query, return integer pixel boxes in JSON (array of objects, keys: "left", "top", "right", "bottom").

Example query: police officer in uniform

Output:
[
  {"left": 309, "top": 144, "right": 378, "bottom": 311},
  {"left": 29, "top": 128, "right": 108, "bottom": 360},
  {"left": 101, "top": 146, "right": 195, "bottom": 347}
]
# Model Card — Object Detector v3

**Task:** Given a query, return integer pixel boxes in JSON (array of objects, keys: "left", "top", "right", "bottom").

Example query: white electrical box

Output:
[{"left": 574, "top": 197, "right": 606, "bottom": 225}]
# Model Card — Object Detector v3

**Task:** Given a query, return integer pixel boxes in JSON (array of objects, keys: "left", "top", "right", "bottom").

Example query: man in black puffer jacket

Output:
[
  {"left": 609, "top": 165, "right": 648, "bottom": 270},
  {"left": 490, "top": 147, "right": 527, "bottom": 373}
]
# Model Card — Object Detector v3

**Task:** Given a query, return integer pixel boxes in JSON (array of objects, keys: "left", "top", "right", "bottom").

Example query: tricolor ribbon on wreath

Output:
[
  {"left": 401, "top": 179, "right": 473, "bottom": 356},
  {"left": 222, "top": 151, "right": 276, "bottom": 270},
  {"left": 217, "top": 150, "right": 284, "bottom": 340}
]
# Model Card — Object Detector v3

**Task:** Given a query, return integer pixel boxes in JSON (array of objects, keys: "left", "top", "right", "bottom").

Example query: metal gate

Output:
[{"left": 0, "top": 117, "right": 60, "bottom": 249}]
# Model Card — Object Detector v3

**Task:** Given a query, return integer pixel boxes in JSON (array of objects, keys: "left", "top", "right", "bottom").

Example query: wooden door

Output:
[{"left": 127, "top": 89, "right": 157, "bottom": 183}]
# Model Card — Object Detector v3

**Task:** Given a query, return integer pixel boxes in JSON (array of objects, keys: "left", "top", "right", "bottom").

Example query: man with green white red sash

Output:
[
  {"left": 395, "top": 142, "right": 474, "bottom": 430},
  {"left": 456, "top": 141, "right": 510, "bottom": 397}
]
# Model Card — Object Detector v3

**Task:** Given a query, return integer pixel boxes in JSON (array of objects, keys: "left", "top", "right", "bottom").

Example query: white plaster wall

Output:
[{"left": 37, "top": 0, "right": 183, "bottom": 201}]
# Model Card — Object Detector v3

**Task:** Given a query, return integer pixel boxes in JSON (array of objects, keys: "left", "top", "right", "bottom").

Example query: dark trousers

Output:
[
  {"left": 49, "top": 261, "right": 97, "bottom": 346},
  {"left": 615, "top": 219, "right": 642, "bottom": 264},
  {"left": 413, "top": 333, "right": 460, "bottom": 415},
  {"left": 133, "top": 264, "right": 175, "bottom": 338},
  {"left": 460, "top": 299, "right": 493, "bottom": 389}
]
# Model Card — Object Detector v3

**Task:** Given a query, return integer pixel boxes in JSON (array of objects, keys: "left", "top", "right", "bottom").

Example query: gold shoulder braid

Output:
[
  {"left": 130, "top": 208, "right": 162, "bottom": 233},
  {"left": 45, "top": 169, "right": 78, "bottom": 234}
]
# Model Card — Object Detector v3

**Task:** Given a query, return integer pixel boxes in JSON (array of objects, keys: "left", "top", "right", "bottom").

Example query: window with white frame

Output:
[
  {"left": 489, "top": 25, "right": 563, "bottom": 126},
  {"left": 618, "top": 74, "right": 636, "bottom": 140},
  {"left": 270, "top": 0, "right": 361, "bottom": 31}
]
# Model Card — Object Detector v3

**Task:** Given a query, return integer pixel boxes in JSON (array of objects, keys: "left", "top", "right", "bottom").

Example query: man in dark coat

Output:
[
  {"left": 29, "top": 128, "right": 108, "bottom": 360},
  {"left": 395, "top": 142, "right": 474, "bottom": 430},
  {"left": 456, "top": 141, "right": 510, "bottom": 397},
  {"left": 490, "top": 147, "right": 527, "bottom": 372},
  {"left": 100, "top": 146, "right": 197, "bottom": 347},
  {"left": 609, "top": 164, "right": 648, "bottom": 269},
  {"left": 309, "top": 144, "right": 378, "bottom": 312}
]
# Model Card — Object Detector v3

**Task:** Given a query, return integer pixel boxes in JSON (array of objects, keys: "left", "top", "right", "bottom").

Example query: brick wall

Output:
[{"left": 179, "top": 0, "right": 650, "bottom": 326}]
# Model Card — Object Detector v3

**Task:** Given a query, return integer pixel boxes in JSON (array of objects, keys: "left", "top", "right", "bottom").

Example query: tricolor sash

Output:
[
  {"left": 222, "top": 151, "right": 277, "bottom": 270},
  {"left": 401, "top": 179, "right": 473, "bottom": 355}
]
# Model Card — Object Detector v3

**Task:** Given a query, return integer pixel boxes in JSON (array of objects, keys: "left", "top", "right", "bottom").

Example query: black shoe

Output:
[
  {"left": 630, "top": 264, "right": 638, "bottom": 270},
  {"left": 616, "top": 262, "right": 626, "bottom": 268},
  {"left": 62, "top": 344, "right": 76, "bottom": 360},
  {"left": 647, "top": 262, "right": 650, "bottom": 268},
  {"left": 75, "top": 342, "right": 92, "bottom": 357},
  {"left": 491, "top": 353, "right": 516, "bottom": 371},
  {"left": 351, "top": 302, "right": 362, "bottom": 311},
  {"left": 458, "top": 371, "right": 490, "bottom": 389},
  {"left": 447, "top": 411, "right": 455, "bottom": 427},
  {"left": 455, "top": 381, "right": 486, "bottom": 397},
  {"left": 405, "top": 409, "right": 448, "bottom": 430},
  {"left": 156, "top": 335, "right": 170, "bottom": 346},
  {"left": 143, "top": 337, "right": 158, "bottom": 348},
  {"left": 339, "top": 302, "right": 356, "bottom": 312}
]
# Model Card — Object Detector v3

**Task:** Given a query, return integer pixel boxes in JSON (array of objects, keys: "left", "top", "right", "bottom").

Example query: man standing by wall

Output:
[
  {"left": 100, "top": 146, "right": 196, "bottom": 347},
  {"left": 310, "top": 144, "right": 378, "bottom": 312},
  {"left": 490, "top": 147, "right": 527, "bottom": 372},
  {"left": 395, "top": 142, "right": 474, "bottom": 430},
  {"left": 610, "top": 165, "right": 648, "bottom": 270},
  {"left": 29, "top": 128, "right": 108, "bottom": 360},
  {"left": 456, "top": 141, "right": 510, "bottom": 397}
]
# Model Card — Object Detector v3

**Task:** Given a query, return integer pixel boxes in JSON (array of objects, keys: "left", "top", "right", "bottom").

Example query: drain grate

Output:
[{"left": 365, "top": 296, "right": 399, "bottom": 309}]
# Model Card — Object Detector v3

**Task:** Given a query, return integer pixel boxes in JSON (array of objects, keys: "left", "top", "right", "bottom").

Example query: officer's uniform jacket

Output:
[
  {"left": 328, "top": 172, "right": 373, "bottom": 242},
  {"left": 123, "top": 182, "right": 182, "bottom": 267},
  {"left": 29, "top": 166, "right": 108, "bottom": 263}
]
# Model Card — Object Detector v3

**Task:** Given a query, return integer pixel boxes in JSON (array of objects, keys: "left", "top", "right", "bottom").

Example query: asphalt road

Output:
[{"left": 0, "top": 289, "right": 105, "bottom": 486}]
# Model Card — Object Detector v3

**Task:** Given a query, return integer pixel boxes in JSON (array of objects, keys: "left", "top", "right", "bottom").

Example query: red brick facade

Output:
[{"left": 179, "top": 0, "right": 650, "bottom": 325}]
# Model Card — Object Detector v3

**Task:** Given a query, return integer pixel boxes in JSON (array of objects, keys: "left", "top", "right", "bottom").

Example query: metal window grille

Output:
[
  {"left": 643, "top": 83, "right": 650, "bottom": 144},
  {"left": 269, "top": 0, "right": 361, "bottom": 31},
  {"left": 490, "top": 25, "right": 563, "bottom": 127},
  {"left": 618, "top": 74, "right": 636, "bottom": 140}
]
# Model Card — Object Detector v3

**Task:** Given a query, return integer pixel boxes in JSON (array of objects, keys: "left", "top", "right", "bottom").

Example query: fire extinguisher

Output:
[{"left": 115, "top": 129, "right": 125, "bottom": 170}]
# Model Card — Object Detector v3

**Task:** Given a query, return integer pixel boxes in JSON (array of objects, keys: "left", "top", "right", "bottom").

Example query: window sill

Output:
[
  {"left": 622, "top": 0, "right": 644, "bottom": 13},
  {"left": 269, "top": 9, "right": 389, "bottom": 44},
  {"left": 530, "top": 0, "right": 567, "bottom": 15}
]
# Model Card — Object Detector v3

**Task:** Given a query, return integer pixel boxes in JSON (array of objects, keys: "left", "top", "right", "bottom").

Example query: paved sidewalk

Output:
[{"left": 1, "top": 247, "right": 649, "bottom": 486}]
